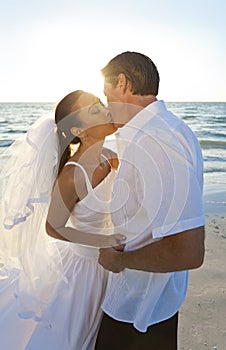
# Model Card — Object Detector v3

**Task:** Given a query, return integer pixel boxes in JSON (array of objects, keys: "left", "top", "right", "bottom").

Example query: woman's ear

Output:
[{"left": 70, "top": 127, "right": 84, "bottom": 137}]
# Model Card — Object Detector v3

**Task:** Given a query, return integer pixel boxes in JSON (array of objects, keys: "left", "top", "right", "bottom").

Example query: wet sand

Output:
[{"left": 179, "top": 214, "right": 226, "bottom": 350}]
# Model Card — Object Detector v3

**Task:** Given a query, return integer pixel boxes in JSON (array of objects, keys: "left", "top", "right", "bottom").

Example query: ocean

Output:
[{"left": 0, "top": 102, "right": 226, "bottom": 214}]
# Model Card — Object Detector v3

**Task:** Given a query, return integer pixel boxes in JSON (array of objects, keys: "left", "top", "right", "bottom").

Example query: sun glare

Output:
[
  {"left": 7, "top": 21, "right": 109, "bottom": 103},
  {"left": 74, "top": 71, "right": 106, "bottom": 104}
]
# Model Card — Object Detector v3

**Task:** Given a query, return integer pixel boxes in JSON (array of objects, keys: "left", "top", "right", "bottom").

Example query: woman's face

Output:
[{"left": 74, "top": 92, "right": 117, "bottom": 137}]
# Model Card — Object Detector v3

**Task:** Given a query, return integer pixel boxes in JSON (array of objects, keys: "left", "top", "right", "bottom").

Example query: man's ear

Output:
[
  {"left": 118, "top": 73, "right": 127, "bottom": 88},
  {"left": 117, "top": 73, "right": 131, "bottom": 94}
]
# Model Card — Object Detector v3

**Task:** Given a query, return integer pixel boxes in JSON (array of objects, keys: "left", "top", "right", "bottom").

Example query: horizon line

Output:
[{"left": 0, "top": 100, "right": 225, "bottom": 104}]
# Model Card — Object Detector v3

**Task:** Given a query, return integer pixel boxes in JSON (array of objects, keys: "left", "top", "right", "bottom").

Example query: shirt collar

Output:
[{"left": 118, "top": 100, "right": 167, "bottom": 141}]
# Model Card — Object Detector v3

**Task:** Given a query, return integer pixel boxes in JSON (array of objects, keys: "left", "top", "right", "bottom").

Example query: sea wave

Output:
[
  {"left": 2, "top": 129, "right": 26, "bottom": 134},
  {"left": 204, "top": 167, "right": 226, "bottom": 174},
  {"left": 0, "top": 140, "right": 13, "bottom": 148},
  {"left": 200, "top": 139, "right": 226, "bottom": 149},
  {"left": 181, "top": 115, "right": 196, "bottom": 119},
  {"left": 204, "top": 156, "right": 226, "bottom": 162}
]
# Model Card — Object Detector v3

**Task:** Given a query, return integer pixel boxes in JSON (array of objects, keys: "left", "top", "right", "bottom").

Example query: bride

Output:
[{"left": 0, "top": 90, "right": 125, "bottom": 349}]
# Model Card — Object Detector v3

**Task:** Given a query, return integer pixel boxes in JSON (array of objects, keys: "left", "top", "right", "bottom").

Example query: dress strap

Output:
[
  {"left": 101, "top": 154, "right": 112, "bottom": 168},
  {"left": 65, "top": 161, "right": 93, "bottom": 192}
]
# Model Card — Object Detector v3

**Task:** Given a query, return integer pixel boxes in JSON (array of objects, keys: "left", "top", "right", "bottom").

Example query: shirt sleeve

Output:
[{"left": 134, "top": 131, "right": 205, "bottom": 239}]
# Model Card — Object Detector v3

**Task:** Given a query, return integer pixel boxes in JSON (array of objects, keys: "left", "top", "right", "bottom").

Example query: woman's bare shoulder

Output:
[
  {"left": 102, "top": 147, "right": 119, "bottom": 169},
  {"left": 56, "top": 162, "right": 85, "bottom": 193}
]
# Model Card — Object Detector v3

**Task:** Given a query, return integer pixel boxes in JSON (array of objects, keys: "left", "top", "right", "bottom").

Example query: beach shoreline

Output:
[{"left": 203, "top": 181, "right": 226, "bottom": 217}]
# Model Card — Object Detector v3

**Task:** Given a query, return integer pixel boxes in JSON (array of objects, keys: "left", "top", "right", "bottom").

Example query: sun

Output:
[{"left": 76, "top": 71, "right": 107, "bottom": 105}]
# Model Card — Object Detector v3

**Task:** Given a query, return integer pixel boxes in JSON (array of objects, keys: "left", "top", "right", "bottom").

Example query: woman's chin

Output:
[{"left": 107, "top": 124, "right": 118, "bottom": 134}]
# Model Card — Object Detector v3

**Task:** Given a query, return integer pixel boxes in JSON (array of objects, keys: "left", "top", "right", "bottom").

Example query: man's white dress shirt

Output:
[{"left": 102, "top": 100, "right": 205, "bottom": 332}]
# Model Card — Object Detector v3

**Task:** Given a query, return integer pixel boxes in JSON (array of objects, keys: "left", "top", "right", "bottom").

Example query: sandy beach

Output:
[{"left": 179, "top": 191, "right": 226, "bottom": 350}]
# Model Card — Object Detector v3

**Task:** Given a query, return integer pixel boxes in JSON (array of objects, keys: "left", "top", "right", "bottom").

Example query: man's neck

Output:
[
  {"left": 118, "top": 95, "right": 158, "bottom": 127},
  {"left": 128, "top": 94, "right": 157, "bottom": 108}
]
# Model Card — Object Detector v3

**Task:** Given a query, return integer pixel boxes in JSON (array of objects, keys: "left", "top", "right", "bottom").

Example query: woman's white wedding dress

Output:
[{"left": 0, "top": 160, "right": 115, "bottom": 350}]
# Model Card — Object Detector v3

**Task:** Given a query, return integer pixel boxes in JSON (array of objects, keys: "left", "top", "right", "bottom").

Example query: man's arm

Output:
[{"left": 98, "top": 226, "right": 205, "bottom": 273}]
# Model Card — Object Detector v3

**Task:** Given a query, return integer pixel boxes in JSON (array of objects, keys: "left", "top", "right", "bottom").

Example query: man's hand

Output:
[
  {"left": 99, "top": 226, "right": 205, "bottom": 273},
  {"left": 98, "top": 244, "right": 125, "bottom": 273}
]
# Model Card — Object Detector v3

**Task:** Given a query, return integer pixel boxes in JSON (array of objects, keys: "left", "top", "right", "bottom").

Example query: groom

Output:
[{"left": 96, "top": 52, "right": 205, "bottom": 349}]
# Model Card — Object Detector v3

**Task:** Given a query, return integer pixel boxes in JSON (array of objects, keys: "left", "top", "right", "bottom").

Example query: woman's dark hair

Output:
[
  {"left": 55, "top": 90, "right": 84, "bottom": 174},
  {"left": 101, "top": 51, "right": 160, "bottom": 96}
]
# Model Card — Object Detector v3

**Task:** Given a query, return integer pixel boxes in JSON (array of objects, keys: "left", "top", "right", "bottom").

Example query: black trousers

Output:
[{"left": 95, "top": 312, "right": 178, "bottom": 350}]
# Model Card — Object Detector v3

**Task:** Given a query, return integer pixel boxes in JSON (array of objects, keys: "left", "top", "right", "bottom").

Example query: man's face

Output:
[
  {"left": 103, "top": 81, "right": 121, "bottom": 104},
  {"left": 103, "top": 79, "right": 129, "bottom": 127}
]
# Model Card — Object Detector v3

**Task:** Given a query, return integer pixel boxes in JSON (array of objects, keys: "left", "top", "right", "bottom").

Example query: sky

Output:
[{"left": 0, "top": 0, "right": 225, "bottom": 102}]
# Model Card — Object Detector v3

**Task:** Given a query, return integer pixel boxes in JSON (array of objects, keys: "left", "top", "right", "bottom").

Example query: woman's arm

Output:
[{"left": 46, "top": 164, "right": 125, "bottom": 247}]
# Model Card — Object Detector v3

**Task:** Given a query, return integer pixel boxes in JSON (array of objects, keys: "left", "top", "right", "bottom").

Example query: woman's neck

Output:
[{"left": 73, "top": 139, "right": 105, "bottom": 165}]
